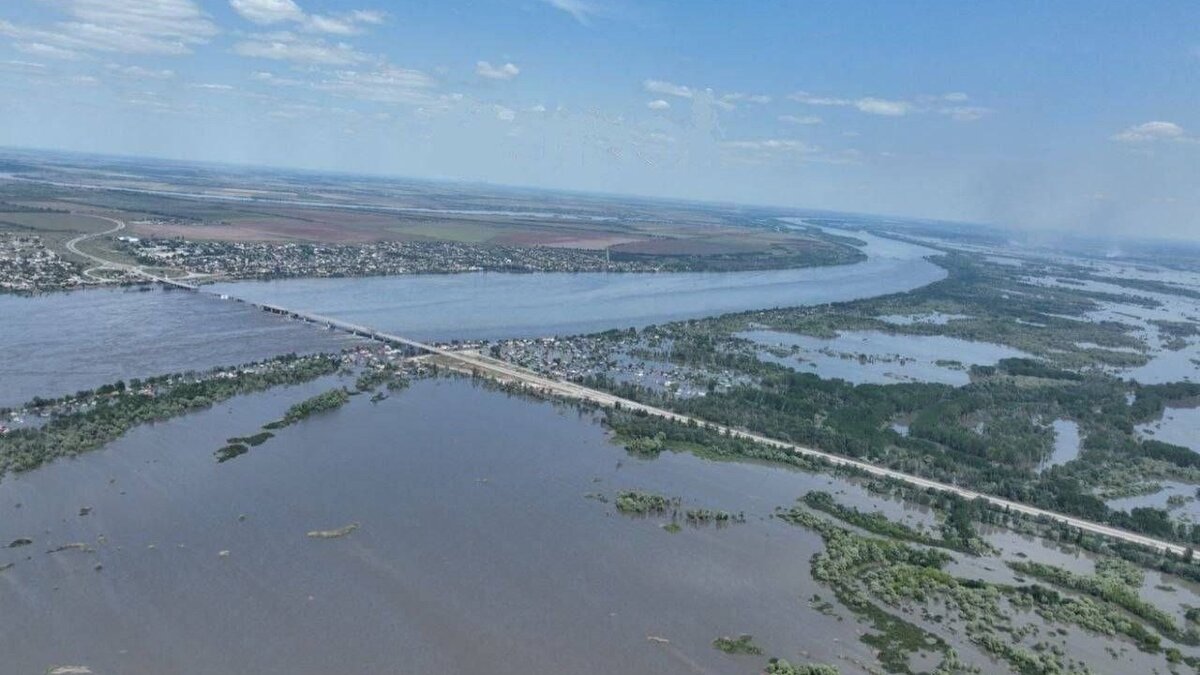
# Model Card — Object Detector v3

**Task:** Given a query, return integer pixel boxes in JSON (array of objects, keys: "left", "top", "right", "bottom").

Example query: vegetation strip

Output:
[{"left": 0, "top": 354, "right": 341, "bottom": 478}]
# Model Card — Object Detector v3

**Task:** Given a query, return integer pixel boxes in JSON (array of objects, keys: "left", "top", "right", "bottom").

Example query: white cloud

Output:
[
  {"left": 229, "top": 0, "right": 305, "bottom": 24},
  {"left": 541, "top": 0, "right": 595, "bottom": 24},
  {"left": 643, "top": 80, "right": 773, "bottom": 112},
  {"left": 493, "top": 104, "right": 516, "bottom": 121},
  {"left": 790, "top": 91, "right": 911, "bottom": 115},
  {"left": 647, "top": 99, "right": 670, "bottom": 110},
  {"left": 790, "top": 90, "right": 988, "bottom": 120},
  {"left": 721, "top": 138, "right": 824, "bottom": 164},
  {"left": 853, "top": 97, "right": 910, "bottom": 116},
  {"left": 11, "top": 41, "right": 86, "bottom": 61},
  {"left": 0, "top": 60, "right": 46, "bottom": 72},
  {"left": 937, "top": 105, "right": 990, "bottom": 122},
  {"left": 251, "top": 70, "right": 303, "bottom": 86},
  {"left": 643, "top": 79, "right": 693, "bottom": 99},
  {"left": 189, "top": 82, "right": 235, "bottom": 90},
  {"left": 106, "top": 63, "right": 175, "bottom": 79},
  {"left": 723, "top": 139, "right": 813, "bottom": 152},
  {"left": 721, "top": 92, "right": 771, "bottom": 106},
  {"left": 229, "top": 0, "right": 385, "bottom": 35},
  {"left": 476, "top": 61, "right": 520, "bottom": 81},
  {"left": 721, "top": 138, "right": 864, "bottom": 166},
  {"left": 0, "top": 0, "right": 217, "bottom": 56},
  {"left": 233, "top": 32, "right": 370, "bottom": 65},
  {"left": 310, "top": 65, "right": 437, "bottom": 105},
  {"left": 778, "top": 114, "right": 821, "bottom": 125},
  {"left": 1111, "top": 121, "right": 1191, "bottom": 143},
  {"left": 348, "top": 10, "right": 386, "bottom": 25},
  {"left": 789, "top": 92, "right": 852, "bottom": 106}
]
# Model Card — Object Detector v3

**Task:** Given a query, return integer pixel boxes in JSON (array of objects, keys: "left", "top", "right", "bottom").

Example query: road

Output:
[
  {"left": 438, "top": 350, "right": 1195, "bottom": 559},
  {"left": 64, "top": 215, "right": 127, "bottom": 279},
  {"left": 64, "top": 227, "right": 1196, "bottom": 560},
  {"left": 63, "top": 214, "right": 198, "bottom": 288}
]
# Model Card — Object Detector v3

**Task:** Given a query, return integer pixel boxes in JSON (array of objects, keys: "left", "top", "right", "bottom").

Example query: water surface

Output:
[
  {"left": 1, "top": 377, "right": 1193, "bottom": 674},
  {"left": 0, "top": 378, "right": 864, "bottom": 675},
  {"left": 1137, "top": 406, "right": 1200, "bottom": 454},
  {"left": 1039, "top": 420, "right": 1082, "bottom": 471},
  {"left": 0, "top": 287, "right": 360, "bottom": 408},
  {"left": 208, "top": 231, "right": 945, "bottom": 342},
  {"left": 740, "top": 329, "right": 1026, "bottom": 386}
]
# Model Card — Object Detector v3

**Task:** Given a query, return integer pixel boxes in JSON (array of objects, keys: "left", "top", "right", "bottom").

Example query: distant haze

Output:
[{"left": 0, "top": 1, "right": 1196, "bottom": 239}]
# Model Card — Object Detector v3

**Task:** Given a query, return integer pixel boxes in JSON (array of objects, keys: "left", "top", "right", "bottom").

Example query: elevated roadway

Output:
[{"left": 67, "top": 218, "right": 1196, "bottom": 560}]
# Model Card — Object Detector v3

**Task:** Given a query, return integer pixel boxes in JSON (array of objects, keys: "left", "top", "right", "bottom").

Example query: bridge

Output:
[
  {"left": 226, "top": 293, "right": 1195, "bottom": 560},
  {"left": 66, "top": 212, "right": 1198, "bottom": 560}
]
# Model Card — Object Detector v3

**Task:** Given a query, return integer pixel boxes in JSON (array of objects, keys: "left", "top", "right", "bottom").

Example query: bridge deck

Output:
[{"left": 185, "top": 283, "right": 1195, "bottom": 561}]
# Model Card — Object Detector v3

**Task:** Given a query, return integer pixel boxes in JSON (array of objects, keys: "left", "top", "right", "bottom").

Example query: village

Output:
[
  {"left": 486, "top": 332, "right": 755, "bottom": 399},
  {"left": 0, "top": 234, "right": 89, "bottom": 292},
  {"left": 118, "top": 237, "right": 675, "bottom": 280}
]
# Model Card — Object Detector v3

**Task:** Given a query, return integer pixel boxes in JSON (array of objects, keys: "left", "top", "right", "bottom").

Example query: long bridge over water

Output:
[
  {"left": 76, "top": 209, "right": 1192, "bottom": 560},
  {"left": 194, "top": 284, "right": 1195, "bottom": 560}
]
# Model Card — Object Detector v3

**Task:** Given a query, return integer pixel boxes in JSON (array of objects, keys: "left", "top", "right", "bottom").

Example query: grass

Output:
[
  {"left": 615, "top": 490, "right": 677, "bottom": 515},
  {"left": 712, "top": 634, "right": 762, "bottom": 655}
]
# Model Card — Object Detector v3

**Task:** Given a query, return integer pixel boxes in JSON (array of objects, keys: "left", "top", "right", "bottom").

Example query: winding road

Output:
[
  {"left": 64, "top": 215, "right": 128, "bottom": 280},
  {"left": 63, "top": 214, "right": 198, "bottom": 287}
]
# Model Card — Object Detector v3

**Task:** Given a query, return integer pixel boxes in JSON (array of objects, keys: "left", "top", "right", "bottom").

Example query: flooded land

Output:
[
  {"left": 5, "top": 216, "right": 1200, "bottom": 675},
  {"left": 0, "top": 378, "right": 860, "bottom": 675},
  {"left": 3, "top": 376, "right": 1198, "bottom": 675}
]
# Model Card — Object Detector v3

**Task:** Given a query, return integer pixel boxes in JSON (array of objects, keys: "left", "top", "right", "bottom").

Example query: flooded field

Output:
[
  {"left": 1137, "top": 405, "right": 1200, "bottom": 453},
  {"left": 0, "top": 377, "right": 856, "bottom": 674},
  {"left": 3, "top": 377, "right": 1198, "bottom": 674},
  {"left": 1039, "top": 419, "right": 1082, "bottom": 471},
  {"left": 740, "top": 329, "right": 1026, "bottom": 385}
]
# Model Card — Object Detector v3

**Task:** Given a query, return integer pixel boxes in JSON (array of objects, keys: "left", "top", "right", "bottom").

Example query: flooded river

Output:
[
  {"left": 2, "top": 377, "right": 1192, "bottom": 674},
  {"left": 7, "top": 228, "right": 1200, "bottom": 674},
  {"left": 0, "top": 377, "right": 864, "bottom": 675},
  {"left": 207, "top": 231, "right": 944, "bottom": 342},
  {"left": 0, "top": 287, "right": 361, "bottom": 408},
  {"left": 2, "top": 230, "right": 941, "bottom": 408}
]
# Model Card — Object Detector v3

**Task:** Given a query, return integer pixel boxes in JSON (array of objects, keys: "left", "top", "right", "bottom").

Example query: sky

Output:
[{"left": 0, "top": 0, "right": 1196, "bottom": 239}]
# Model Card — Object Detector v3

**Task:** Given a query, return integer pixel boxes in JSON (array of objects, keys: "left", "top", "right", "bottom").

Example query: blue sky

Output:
[{"left": 0, "top": 1, "right": 1196, "bottom": 238}]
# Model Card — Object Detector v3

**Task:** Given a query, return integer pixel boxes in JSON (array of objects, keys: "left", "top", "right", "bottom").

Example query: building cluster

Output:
[
  {"left": 0, "top": 234, "right": 87, "bottom": 292},
  {"left": 122, "top": 238, "right": 672, "bottom": 279},
  {"left": 490, "top": 334, "right": 753, "bottom": 398}
]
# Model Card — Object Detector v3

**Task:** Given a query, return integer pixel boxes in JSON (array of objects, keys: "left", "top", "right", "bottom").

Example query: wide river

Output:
[
  {"left": 1, "top": 229, "right": 942, "bottom": 407},
  {"left": 208, "top": 230, "right": 944, "bottom": 342},
  {"left": 4, "top": 229, "right": 1198, "bottom": 673},
  {"left": 2, "top": 377, "right": 1187, "bottom": 674},
  {"left": 0, "top": 377, "right": 869, "bottom": 674}
]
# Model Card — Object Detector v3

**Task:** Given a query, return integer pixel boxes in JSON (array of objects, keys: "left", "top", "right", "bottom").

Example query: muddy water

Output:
[
  {"left": 741, "top": 329, "right": 1026, "bottom": 386},
  {"left": 0, "top": 378, "right": 871, "bottom": 675},
  {"left": 0, "top": 287, "right": 361, "bottom": 408},
  {"left": 3, "top": 377, "right": 1199, "bottom": 673}
]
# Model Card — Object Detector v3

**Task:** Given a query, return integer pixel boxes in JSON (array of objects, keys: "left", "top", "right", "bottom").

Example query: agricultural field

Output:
[{"left": 0, "top": 151, "right": 863, "bottom": 287}]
